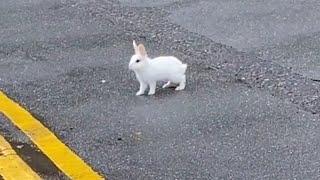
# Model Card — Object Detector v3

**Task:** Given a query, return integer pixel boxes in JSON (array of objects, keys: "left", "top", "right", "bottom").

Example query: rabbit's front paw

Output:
[
  {"left": 136, "top": 91, "right": 144, "bottom": 96},
  {"left": 148, "top": 90, "right": 155, "bottom": 95},
  {"left": 175, "top": 86, "right": 185, "bottom": 91}
]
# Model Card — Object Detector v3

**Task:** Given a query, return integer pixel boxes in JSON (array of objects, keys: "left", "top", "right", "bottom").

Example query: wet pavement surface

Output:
[{"left": 1, "top": 0, "right": 320, "bottom": 179}]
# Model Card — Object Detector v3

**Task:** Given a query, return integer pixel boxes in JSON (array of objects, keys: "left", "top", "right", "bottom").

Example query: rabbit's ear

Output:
[
  {"left": 138, "top": 44, "right": 147, "bottom": 57},
  {"left": 133, "top": 40, "right": 138, "bottom": 54}
]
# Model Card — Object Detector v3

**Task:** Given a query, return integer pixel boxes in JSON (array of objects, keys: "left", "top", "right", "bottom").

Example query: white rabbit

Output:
[{"left": 129, "top": 40, "right": 187, "bottom": 96}]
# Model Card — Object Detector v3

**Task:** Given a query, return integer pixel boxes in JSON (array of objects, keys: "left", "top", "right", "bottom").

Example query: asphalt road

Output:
[{"left": 1, "top": 0, "right": 320, "bottom": 179}]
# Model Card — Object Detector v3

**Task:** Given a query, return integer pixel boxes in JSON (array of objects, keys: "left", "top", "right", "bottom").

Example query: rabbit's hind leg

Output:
[
  {"left": 162, "top": 81, "right": 173, "bottom": 88},
  {"left": 175, "top": 75, "right": 186, "bottom": 91}
]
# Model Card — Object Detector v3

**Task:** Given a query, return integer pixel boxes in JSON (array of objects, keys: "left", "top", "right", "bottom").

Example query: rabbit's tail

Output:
[{"left": 181, "top": 64, "right": 187, "bottom": 74}]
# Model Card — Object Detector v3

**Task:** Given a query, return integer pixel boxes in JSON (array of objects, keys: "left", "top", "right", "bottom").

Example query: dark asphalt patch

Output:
[
  {"left": 9, "top": 139, "right": 68, "bottom": 180},
  {"left": 0, "top": 115, "right": 68, "bottom": 179}
]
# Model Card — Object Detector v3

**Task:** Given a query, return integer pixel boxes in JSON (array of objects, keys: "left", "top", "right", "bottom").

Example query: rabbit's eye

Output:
[{"left": 136, "top": 59, "right": 140, "bottom": 63}]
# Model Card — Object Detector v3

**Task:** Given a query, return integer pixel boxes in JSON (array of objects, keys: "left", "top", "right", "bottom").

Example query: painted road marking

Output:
[
  {"left": 0, "top": 91, "right": 104, "bottom": 180},
  {"left": 0, "top": 135, "right": 41, "bottom": 180}
]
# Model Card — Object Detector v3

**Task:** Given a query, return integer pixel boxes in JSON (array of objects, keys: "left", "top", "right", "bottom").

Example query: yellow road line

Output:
[
  {"left": 0, "top": 135, "right": 41, "bottom": 180},
  {"left": 0, "top": 91, "right": 104, "bottom": 180}
]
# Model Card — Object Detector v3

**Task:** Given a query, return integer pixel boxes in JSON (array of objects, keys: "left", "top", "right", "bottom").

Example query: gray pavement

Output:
[
  {"left": 170, "top": 0, "right": 320, "bottom": 79},
  {"left": 1, "top": 0, "right": 320, "bottom": 179}
]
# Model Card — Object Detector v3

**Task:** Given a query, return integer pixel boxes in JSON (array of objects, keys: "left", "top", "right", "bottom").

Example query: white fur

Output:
[{"left": 129, "top": 41, "right": 187, "bottom": 95}]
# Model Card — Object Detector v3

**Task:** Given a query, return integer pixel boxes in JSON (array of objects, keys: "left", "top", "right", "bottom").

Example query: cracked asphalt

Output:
[{"left": 1, "top": 0, "right": 320, "bottom": 179}]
